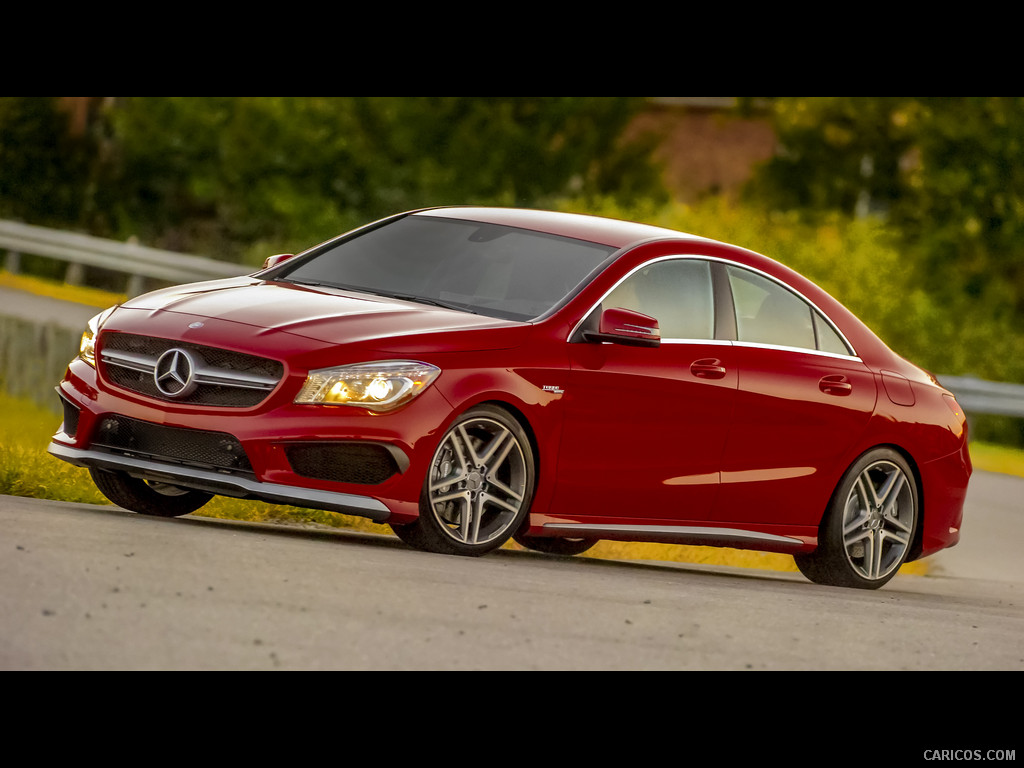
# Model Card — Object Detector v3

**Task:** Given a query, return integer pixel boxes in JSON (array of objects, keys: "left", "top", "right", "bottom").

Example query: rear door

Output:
[{"left": 713, "top": 265, "right": 877, "bottom": 528}]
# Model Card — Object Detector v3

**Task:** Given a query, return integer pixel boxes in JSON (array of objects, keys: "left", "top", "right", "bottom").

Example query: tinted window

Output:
[
  {"left": 727, "top": 266, "right": 852, "bottom": 354},
  {"left": 814, "top": 311, "right": 852, "bottom": 355},
  {"left": 278, "top": 215, "right": 616, "bottom": 321},
  {"left": 728, "top": 266, "right": 819, "bottom": 351},
  {"left": 602, "top": 259, "right": 715, "bottom": 339}
]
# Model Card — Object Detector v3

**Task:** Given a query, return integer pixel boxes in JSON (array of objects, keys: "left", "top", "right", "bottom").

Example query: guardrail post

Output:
[
  {"left": 3, "top": 250, "right": 20, "bottom": 273},
  {"left": 65, "top": 261, "right": 85, "bottom": 286},
  {"left": 127, "top": 273, "right": 146, "bottom": 297}
]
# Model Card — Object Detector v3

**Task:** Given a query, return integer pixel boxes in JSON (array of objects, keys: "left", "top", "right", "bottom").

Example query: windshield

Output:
[{"left": 274, "top": 215, "right": 617, "bottom": 321}]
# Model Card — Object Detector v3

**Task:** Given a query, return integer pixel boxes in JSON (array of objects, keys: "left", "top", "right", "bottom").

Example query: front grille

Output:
[
  {"left": 93, "top": 414, "right": 253, "bottom": 474},
  {"left": 285, "top": 443, "right": 399, "bottom": 485},
  {"left": 99, "top": 332, "right": 283, "bottom": 407}
]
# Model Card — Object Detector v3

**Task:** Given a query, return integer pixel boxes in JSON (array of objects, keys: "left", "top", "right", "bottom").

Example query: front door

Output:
[{"left": 553, "top": 258, "right": 736, "bottom": 524}]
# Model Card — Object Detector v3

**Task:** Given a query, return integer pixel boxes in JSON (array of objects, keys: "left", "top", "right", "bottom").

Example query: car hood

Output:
[{"left": 117, "top": 277, "right": 530, "bottom": 352}]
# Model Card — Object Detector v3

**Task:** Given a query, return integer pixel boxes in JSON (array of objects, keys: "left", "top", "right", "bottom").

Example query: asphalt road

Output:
[{"left": 2, "top": 470, "right": 1021, "bottom": 671}]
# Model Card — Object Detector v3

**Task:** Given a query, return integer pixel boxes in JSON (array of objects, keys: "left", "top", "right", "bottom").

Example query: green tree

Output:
[
  {"left": 743, "top": 96, "right": 918, "bottom": 218},
  {"left": 0, "top": 97, "right": 97, "bottom": 228},
  {"left": 105, "top": 97, "right": 373, "bottom": 259},
  {"left": 81, "top": 96, "right": 664, "bottom": 263},
  {"left": 891, "top": 97, "right": 1024, "bottom": 317},
  {"left": 3, "top": 97, "right": 664, "bottom": 264},
  {"left": 747, "top": 96, "right": 1024, "bottom": 322},
  {"left": 354, "top": 97, "right": 663, "bottom": 208}
]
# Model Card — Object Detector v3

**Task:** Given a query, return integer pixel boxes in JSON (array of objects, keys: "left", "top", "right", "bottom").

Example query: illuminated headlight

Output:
[
  {"left": 295, "top": 361, "right": 441, "bottom": 412},
  {"left": 79, "top": 306, "right": 117, "bottom": 367}
]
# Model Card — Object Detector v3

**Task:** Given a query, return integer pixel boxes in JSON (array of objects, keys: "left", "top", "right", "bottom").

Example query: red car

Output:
[{"left": 48, "top": 207, "right": 971, "bottom": 589}]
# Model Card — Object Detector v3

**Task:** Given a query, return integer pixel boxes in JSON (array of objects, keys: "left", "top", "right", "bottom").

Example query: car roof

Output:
[{"left": 411, "top": 207, "right": 714, "bottom": 250}]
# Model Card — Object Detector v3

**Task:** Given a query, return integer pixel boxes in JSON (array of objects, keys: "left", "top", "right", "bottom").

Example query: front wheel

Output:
[
  {"left": 90, "top": 468, "right": 213, "bottom": 518},
  {"left": 390, "top": 405, "right": 536, "bottom": 557},
  {"left": 794, "top": 448, "right": 918, "bottom": 589}
]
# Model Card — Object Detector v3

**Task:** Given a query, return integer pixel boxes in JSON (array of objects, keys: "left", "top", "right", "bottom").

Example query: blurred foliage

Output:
[
  {"left": 746, "top": 97, "right": 1024, "bottom": 325},
  {"left": 0, "top": 96, "right": 666, "bottom": 265},
  {"left": 0, "top": 97, "right": 97, "bottom": 227},
  {"left": 2, "top": 96, "right": 1023, "bottom": 393}
]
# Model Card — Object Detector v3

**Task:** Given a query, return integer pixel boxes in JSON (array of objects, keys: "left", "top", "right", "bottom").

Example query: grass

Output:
[
  {"left": 4, "top": 270, "right": 1022, "bottom": 575},
  {"left": 966, "top": 442, "right": 1024, "bottom": 478}
]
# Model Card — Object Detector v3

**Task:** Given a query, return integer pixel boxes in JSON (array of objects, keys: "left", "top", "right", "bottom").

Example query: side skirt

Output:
[{"left": 541, "top": 522, "right": 813, "bottom": 554}]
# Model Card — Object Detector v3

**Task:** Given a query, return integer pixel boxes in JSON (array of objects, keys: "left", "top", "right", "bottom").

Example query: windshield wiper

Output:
[
  {"left": 279, "top": 277, "right": 362, "bottom": 291},
  {"left": 374, "top": 291, "right": 479, "bottom": 314},
  {"left": 280, "top": 279, "right": 478, "bottom": 314}
]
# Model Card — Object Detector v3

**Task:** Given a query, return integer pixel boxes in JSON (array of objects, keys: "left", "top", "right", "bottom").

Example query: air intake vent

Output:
[
  {"left": 285, "top": 443, "right": 400, "bottom": 485},
  {"left": 93, "top": 415, "right": 253, "bottom": 474},
  {"left": 59, "top": 394, "right": 80, "bottom": 438}
]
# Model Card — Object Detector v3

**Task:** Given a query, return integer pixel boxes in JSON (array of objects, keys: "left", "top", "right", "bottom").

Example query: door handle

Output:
[
  {"left": 819, "top": 374, "right": 853, "bottom": 396},
  {"left": 690, "top": 358, "right": 727, "bottom": 380}
]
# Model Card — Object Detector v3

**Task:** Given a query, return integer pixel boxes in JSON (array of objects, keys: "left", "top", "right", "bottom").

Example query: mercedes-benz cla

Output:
[{"left": 49, "top": 207, "right": 972, "bottom": 589}]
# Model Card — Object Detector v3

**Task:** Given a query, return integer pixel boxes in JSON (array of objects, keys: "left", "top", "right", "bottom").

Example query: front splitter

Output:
[{"left": 47, "top": 441, "right": 393, "bottom": 521}]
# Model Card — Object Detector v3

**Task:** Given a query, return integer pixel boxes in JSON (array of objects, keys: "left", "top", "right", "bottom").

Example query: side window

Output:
[
  {"left": 728, "top": 266, "right": 849, "bottom": 354},
  {"left": 602, "top": 259, "right": 714, "bottom": 340},
  {"left": 813, "top": 311, "right": 851, "bottom": 355}
]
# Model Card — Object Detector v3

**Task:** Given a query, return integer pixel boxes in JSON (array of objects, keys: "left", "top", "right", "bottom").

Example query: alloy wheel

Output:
[
  {"left": 840, "top": 459, "right": 916, "bottom": 582},
  {"left": 427, "top": 414, "right": 530, "bottom": 547}
]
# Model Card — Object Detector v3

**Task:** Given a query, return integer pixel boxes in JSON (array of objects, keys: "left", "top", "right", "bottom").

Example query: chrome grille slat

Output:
[
  {"left": 101, "top": 349, "right": 157, "bottom": 373},
  {"left": 100, "top": 350, "right": 279, "bottom": 390},
  {"left": 191, "top": 368, "right": 279, "bottom": 390},
  {"left": 98, "top": 332, "right": 284, "bottom": 407}
]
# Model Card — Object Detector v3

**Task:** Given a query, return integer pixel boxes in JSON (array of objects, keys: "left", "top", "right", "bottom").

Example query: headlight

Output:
[
  {"left": 295, "top": 361, "right": 441, "bottom": 412},
  {"left": 79, "top": 306, "right": 117, "bottom": 367}
]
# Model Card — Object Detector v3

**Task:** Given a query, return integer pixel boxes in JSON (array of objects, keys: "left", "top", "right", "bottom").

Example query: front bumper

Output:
[{"left": 48, "top": 357, "right": 447, "bottom": 524}]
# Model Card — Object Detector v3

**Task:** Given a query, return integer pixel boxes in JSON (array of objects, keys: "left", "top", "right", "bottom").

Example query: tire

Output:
[
  {"left": 794, "top": 448, "right": 918, "bottom": 589},
  {"left": 89, "top": 468, "right": 213, "bottom": 518},
  {"left": 390, "top": 405, "right": 536, "bottom": 557},
  {"left": 513, "top": 532, "right": 597, "bottom": 556}
]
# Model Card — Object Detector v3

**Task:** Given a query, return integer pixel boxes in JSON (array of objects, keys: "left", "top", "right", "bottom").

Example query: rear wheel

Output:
[
  {"left": 390, "top": 405, "right": 536, "bottom": 557},
  {"left": 90, "top": 468, "right": 213, "bottom": 518},
  {"left": 794, "top": 448, "right": 918, "bottom": 589}
]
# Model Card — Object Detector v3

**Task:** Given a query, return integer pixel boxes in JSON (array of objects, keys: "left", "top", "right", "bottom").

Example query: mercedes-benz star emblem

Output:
[{"left": 154, "top": 348, "right": 199, "bottom": 398}]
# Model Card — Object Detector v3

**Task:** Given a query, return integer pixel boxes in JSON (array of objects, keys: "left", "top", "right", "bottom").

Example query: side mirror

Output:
[
  {"left": 262, "top": 253, "right": 296, "bottom": 270},
  {"left": 583, "top": 307, "right": 661, "bottom": 348}
]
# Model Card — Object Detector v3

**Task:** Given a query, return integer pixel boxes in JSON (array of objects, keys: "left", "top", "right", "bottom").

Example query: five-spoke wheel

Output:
[
  {"left": 390, "top": 405, "right": 536, "bottom": 556},
  {"left": 795, "top": 448, "right": 918, "bottom": 589}
]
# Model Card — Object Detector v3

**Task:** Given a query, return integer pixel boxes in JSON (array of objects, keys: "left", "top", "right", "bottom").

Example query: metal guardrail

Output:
[
  {"left": 939, "top": 375, "right": 1024, "bottom": 419},
  {"left": 1, "top": 219, "right": 1022, "bottom": 419},
  {"left": 0, "top": 218, "right": 249, "bottom": 296}
]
